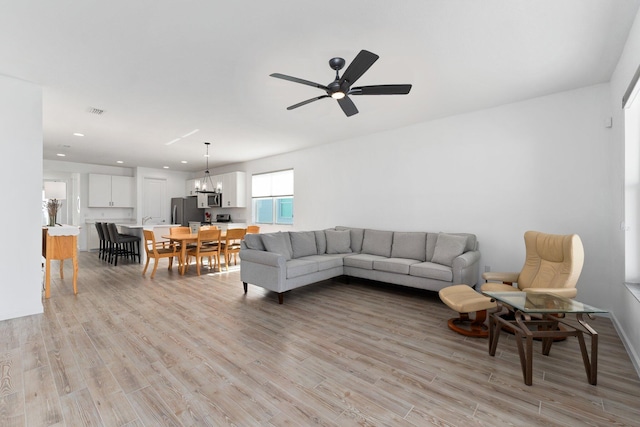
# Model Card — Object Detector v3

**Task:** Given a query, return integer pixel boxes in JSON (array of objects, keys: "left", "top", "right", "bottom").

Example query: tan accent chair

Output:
[
  {"left": 142, "top": 229, "right": 177, "bottom": 278},
  {"left": 481, "top": 231, "right": 584, "bottom": 298},
  {"left": 186, "top": 228, "right": 222, "bottom": 275},
  {"left": 222, "top": 228, "right": 246, "bottom": 270}
]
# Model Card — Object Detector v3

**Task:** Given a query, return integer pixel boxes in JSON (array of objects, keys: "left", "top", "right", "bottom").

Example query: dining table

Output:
[{"left": 162, "top": 231, "right": 227, "bottom": 275}]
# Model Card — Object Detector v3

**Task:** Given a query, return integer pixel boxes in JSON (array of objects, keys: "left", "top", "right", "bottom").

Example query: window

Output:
[{"left": 252, "top": 169, "right": 294, "bottom": 225}]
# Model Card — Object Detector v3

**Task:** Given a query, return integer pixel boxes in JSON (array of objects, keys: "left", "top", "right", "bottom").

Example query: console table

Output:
[
  {"left": 42, "top": 226, "right": 79, "bottom": 299},
  {"left": 483, "top": 291, "right": 606, "bottom": 386}
]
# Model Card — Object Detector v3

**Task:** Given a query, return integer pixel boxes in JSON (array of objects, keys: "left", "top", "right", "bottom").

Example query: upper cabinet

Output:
[
  {"left": 88, "top": 174, "right": 134, "bottom": 207},
  {"left": 185, "top": 178, "right": 200, "bottom": 196},
  {"left": 221, "top": 171, "right": 246, "bottom": 208}
]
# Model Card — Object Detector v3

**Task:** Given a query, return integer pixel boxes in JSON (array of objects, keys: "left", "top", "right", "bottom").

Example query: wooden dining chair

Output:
[
  {"left": 186, "top": 228, "right": 222, "bottom": 275},
  {"left": 142, "top": 229, "right": 177, "bottom": 278},
  {"left": 222, "top": 228, "right": 246, "bottom": 270},
  {"left": 246, "top": 225, "right": 260, "bottom": 234}
]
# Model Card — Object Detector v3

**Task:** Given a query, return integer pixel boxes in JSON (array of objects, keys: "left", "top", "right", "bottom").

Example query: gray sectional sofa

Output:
[{"left": 239, "top": 226, "right": 481, "bottom": 304}]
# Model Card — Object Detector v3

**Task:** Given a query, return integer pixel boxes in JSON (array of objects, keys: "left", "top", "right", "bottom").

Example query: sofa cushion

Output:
[
  {"left": 243, "top": 233, "right": 265, "bottom": 251},
  {"left": 290, "top": 231, "right": 318, "bottom": 258},
  {"left": 361, "top": 229, "right": 393, "bottom": 258},
  {"left": 336, "top": 226, "right": 364, "bottom": 253},
  {"left": 344, "top": 253, "right": 387, "bottom": 270},
  {"left": 431, "top": 233, "right": 467, "bottom": 266},
  {"left": 391, "top": 232, "right": 427, "bottom": 261},
  {"left": 297, "top": 255, "right": 344, "bottom": 271},
  {"left": 410, "top": 262, "right": 453, "bottom": 282},
  {"left": 373, "top": 258, "right": 420, "bottom": 275},
  {"left": 262, "top": 232, "right": 292, "bottom": 260},
  {"left": 286, "top": 259, "right": 319, "bottom": 279},
  {"left": 314, "top": 230, "right": 327, "bottom": 254},
  {"left": 326, "top": 230, "right": 352, "bottom": 254}
]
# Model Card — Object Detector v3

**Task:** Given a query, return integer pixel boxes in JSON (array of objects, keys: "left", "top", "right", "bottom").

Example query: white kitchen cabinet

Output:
[
  {"left": 197, "top": 192, "right": 208, "bottom": 208},
  {"left": 221, "top": 171, "right": 246, "bottom": 208},
  {"left": 89, "top": 174, "right": 134, "bottom": 207},
  {"left": 185, "top": 178, "right": 200, "bottom": 196}
]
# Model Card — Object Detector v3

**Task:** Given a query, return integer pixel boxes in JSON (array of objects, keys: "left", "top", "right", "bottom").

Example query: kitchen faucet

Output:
[{"left": 142, "top": 216, "right": 152, "bottom": 224}]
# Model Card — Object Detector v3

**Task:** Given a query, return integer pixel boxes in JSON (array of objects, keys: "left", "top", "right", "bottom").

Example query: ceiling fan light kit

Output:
[{"left": 270, "top": 49, "right": 412, "bottom": 117}]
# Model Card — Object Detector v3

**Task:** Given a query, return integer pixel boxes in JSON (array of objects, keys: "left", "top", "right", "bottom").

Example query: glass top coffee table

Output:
[{"left": 483, "top": 291, "right": 607, "bottom": 386}]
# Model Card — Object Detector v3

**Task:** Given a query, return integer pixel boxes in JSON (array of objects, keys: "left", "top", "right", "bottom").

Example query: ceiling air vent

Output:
[{"left": 87, "top": 107, "right": 105, "bottom": 115}]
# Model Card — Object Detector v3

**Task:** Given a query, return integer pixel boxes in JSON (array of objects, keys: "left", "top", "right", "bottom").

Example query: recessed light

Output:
[
  {"left": 56, "top": 153, "right": 66, "bottom": 157},
  {"left": 73, "top": 133, "right": 84, "bottom": 137},
  {"left": 181, "top": 160, "right": 188, "bottom": 164},
  {"left": 116, "top": 160, "right": 124, "bottom": 164},
  {"left": 163, "top": 166, "right": 169, "bottom": 169}
]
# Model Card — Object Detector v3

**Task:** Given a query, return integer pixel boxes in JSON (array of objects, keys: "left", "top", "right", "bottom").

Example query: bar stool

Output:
[{"left": 106, "top": 223, "right": 141, "bottom": 265}]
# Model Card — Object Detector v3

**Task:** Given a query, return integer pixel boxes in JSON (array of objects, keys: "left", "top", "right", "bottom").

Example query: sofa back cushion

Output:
[
  {"left": 362, "top": 229, "right": 393, "bottom": 258},
  {"left": 325, "top": 230, "right": 352, "bottom": 254},
  {"left": 314, "top": 230, "right": 327, "bottom": 254},
  {"left": 243, "top": 233, "right": 265, "bottom": 251},
  {"left": 290, "top": 231, "right": 318, "bottom": 258},
  {"left": 431, "top": 233, "right": 468, "bottom": 266},
  {"left": 335, "top": 226, "right": 364, "bottom": 253},
  {"left": 426, "top": 232, "right": 477, "bottom": 261},
  {"left": 261, "top": 232, "right": 293, "bottom": 260},
  {"left": 391, "top": 232, "right": 427, "bottom": 261}
]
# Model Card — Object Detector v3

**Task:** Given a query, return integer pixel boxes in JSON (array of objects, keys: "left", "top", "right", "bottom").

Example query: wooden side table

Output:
[{"left": 42, "top": 226, "right": 79, "bottom": 298}]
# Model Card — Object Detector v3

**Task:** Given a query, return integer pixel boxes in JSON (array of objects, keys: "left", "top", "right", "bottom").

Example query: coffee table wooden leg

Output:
[{"left": 576, "top": 313, "right": 599, "bottom": 385}]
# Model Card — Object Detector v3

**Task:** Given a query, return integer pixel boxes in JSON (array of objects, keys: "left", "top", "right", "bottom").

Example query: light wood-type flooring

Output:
[{"left": 1, "top": 252, "right": 639, "bottom": 426}]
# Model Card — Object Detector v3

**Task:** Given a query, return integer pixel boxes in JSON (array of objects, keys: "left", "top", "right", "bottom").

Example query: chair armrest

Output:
[
  {"left": 239, "top": 249, "right": 285, "bottom": 268},
  {"left": 482, "top": 271, "right": 519, "bottom": 284},
  {"left": 524, "top": 288, "right": 577, "bottom": 298}
]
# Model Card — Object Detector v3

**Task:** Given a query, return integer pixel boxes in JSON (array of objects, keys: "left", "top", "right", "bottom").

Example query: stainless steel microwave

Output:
[{"left": 207, "top": 193, "right": 221, "bottom": 207}]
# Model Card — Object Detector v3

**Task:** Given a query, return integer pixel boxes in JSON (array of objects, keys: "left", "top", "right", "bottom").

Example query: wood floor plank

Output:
[{"left": 0, "top": 252, "right": 638, "bottom": 426}]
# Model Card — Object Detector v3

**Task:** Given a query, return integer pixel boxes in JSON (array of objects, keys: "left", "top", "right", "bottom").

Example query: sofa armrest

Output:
[
  {"left": 452, "top": 250, "right": 481, "bottom": 286},
  {"left": 482, "top": 271, "right": 519, "bottom": 284},
  {"left": 239, "top": 249, "right": 285, "bottom": 268}
]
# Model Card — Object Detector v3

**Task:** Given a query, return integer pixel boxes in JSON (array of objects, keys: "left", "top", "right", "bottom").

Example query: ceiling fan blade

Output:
[
  {"left": 270, "top": 73, "right": 328, "bottom": 90},
  {"left": 337, "top": 96, "right": 359, "bottom": 117},
  {"left": 287, "top": 95, "right": 330, "bottom": 110},
  {"left": 350, "top": 84, "right": 412, "bottom": 95},
  {"left": 339, "top": 50, "right": 379, "bottom": 87}
]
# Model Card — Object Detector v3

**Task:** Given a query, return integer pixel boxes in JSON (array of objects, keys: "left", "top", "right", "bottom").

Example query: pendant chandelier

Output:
[{"left": 196, "top": 142, "right": 216, "bottom": 193}]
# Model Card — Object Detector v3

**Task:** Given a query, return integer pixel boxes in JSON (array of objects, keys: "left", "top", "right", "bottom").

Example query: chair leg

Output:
[
  {"left": 142, "top": 256, "right": 150, "bottom": 276},
  {"left": 151, "top": 259, "right": 159, "bottom": 279}
]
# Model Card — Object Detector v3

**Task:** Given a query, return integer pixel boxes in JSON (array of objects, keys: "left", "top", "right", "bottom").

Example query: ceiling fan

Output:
[{"left": 270, "top": 50, "right": 412, "bottom": 117}]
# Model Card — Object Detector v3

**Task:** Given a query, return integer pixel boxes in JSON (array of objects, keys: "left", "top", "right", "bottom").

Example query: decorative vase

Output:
[{"left": 48, "top": 211, "right": 57, "bottom": 226}]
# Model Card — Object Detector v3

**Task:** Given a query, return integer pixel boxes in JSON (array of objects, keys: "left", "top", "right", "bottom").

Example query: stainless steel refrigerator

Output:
[{"left": 171, "top": 197, "right": 203, "bottom": 226}]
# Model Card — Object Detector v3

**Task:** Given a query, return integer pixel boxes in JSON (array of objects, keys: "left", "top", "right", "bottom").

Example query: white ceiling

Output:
[{"left": 1, "top": 0, "right": 639, "bottom": 172}]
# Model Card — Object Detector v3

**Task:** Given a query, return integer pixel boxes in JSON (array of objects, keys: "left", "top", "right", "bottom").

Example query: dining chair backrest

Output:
[
  {"left": 197, "top": 228, "right": 221, "bottom": 246},
  {"left": 225, "top": 227, "right": 246, "bottom": 243},
  {"left": 170, "top": 226, "right": 191, "bottom": 235},
  {"left": 200, "top": 225, "right": 219, "bottom": 230},
  {"left": 246, "top": 225, "right": 260, "bottom": 234},
  {"left": 143, "top": 229, "right": 161, "bottom": 255}
]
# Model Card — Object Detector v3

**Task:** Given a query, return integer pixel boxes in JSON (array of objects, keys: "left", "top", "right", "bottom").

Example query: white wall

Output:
[
  {"left": 0, "top": 75, "right": 43, "bottom": 321},
  {"left": 609, "top": 6, "right": 640, "bottom": 372}
]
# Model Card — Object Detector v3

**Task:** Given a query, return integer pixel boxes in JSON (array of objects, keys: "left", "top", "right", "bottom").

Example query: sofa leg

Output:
[
  {"left": 243, "top": 282, "right": 248, "bottom": 293},
  {"left": 278, "top": 293, "right": 284, "bottom": 304}
]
